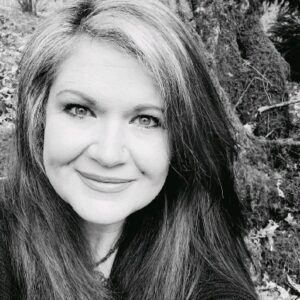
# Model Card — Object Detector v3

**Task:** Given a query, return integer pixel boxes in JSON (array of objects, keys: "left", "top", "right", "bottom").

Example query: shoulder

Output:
[
  {"left": 198, "top": 266, "right": 258, "bottom": 300},
  {"left": 0, "top": 206, "right": 15, "bottom": 300},
  {"left": 199, "top": 280, "right": 257, "bottom": 300}
]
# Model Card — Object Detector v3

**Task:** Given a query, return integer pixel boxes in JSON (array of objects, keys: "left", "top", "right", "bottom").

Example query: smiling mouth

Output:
[{"left": 77, "top": 170, "right": 135, "bottom": 193}]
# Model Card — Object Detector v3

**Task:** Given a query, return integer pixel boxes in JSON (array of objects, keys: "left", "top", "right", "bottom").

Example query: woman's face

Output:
[{"left": 43, "top": 37, "right": 170, "bottom": 227}]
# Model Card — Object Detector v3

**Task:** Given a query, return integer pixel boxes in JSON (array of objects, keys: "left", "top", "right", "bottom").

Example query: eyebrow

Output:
[
  {"left": 55, "top": 89, "right": 164, "bottom": 113},
  {"left": 56, "top": 90, "right": 97, "bottom": 108},
  {"left": 132, "top": 104, "right": 165, "bottom": 114}
]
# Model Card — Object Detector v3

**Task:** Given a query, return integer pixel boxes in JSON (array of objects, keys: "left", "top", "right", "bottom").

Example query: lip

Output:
[{"left": 76, "top": 170, "right": 135, "bottom": 193}]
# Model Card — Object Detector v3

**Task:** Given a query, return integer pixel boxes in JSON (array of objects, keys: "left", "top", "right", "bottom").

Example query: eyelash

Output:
[
  {"left": 64, "top": 104, "right": 94, "bottom": 118},
  {"left": 131, "top": 115, "right": 162, "bottom": 128},
  {"left": 64, "top": 104, "right": 162, "bottom": 129}
]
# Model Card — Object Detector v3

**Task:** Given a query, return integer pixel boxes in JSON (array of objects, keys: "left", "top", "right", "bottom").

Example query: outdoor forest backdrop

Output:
[{"left": 0, "top": 0, "right": 299, "bottom": 299}]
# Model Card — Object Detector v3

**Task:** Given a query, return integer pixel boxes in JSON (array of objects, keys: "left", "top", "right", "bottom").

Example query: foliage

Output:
[
  {"left": 16, "top": 0, "right": 40, "bottom": 15},
  {"left": 263, "top": 0, "right": 300, "bottom": 13},
  {"left": 0, "top": 9, "right": 39, "bottom": 125},
  {"left": 268, "top": 11, "right": 300, "bottom": 82},
  {"left": 238, "top": 142, "right": 300, "bottom": 299},
  {"left": 0, "top": 8, "right": 39, "bottom": 174},
  {"left": 196, "top": 2, "right": 300, "bottom": 296},
  {"left": 263, "top": 0, "right": 300, "bottom": 82}
]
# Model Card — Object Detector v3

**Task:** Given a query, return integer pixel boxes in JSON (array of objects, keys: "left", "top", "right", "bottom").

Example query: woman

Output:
[{"left": 0, "top": 0, "right": 258, "bottom": 299}]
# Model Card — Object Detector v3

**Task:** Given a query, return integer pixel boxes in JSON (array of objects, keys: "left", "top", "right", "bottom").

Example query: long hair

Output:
[{"left": 2, "top": 0, "right": 257, "bottom": 299}]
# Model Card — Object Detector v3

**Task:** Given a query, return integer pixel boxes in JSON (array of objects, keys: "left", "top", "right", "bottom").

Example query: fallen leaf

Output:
[
  {"left": 285, "top": 213, "right": 298, "bottom": 227},
  {"left": 257, "top": 220, "right": 279, "bottom": 251}
]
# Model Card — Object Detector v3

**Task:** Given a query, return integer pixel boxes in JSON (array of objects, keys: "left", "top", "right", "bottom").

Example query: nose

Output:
[{"left": 87, "top": 120, "right": 128, "bottom": 167}]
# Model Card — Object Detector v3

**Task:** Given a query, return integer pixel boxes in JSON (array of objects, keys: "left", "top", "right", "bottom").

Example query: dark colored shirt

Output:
[
  {"left": 0, "top": 214, "right": 257, "bottom": 299},
  {"left": 0, "top": 214, "right": 19, "bottom": 299}
]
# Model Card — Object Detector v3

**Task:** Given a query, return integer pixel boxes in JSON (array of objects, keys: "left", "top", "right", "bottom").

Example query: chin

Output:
[{"left": 73, "top": 205, "right": 129, "bottom": 226}]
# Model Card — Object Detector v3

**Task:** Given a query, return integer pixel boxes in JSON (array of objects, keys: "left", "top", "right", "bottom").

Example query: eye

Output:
[
  {"left": 132, "top": 115, "right": 161, "bottom": 128},
  {"left": 64, "top": 104, "right": 94, "bottom": 118}
]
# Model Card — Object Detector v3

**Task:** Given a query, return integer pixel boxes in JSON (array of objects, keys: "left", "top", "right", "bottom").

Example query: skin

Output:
[{"left": 43, "top": 36, "right": 170, "bottom": 275}]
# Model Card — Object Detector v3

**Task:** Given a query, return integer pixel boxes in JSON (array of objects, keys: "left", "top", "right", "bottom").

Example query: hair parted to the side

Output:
[{"left": 1, "top": 0, "right": 257, "bottom": 299}]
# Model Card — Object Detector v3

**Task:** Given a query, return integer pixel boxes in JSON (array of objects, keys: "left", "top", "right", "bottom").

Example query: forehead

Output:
[{"left": 50, "top": 36, "right": 164, "bottom": 110}]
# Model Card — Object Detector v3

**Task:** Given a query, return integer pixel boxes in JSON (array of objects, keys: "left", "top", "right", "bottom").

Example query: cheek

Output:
[
  {"left": 131, "top": 132, "right": 170, "bottom": 180},
  {"left": 43, "top": 117, "right": 86, "bottom": 168}
]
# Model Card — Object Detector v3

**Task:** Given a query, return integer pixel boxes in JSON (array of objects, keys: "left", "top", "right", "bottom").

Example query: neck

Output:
[{"left": 84, "top": 220, "right": 124, "bottom": 277}]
